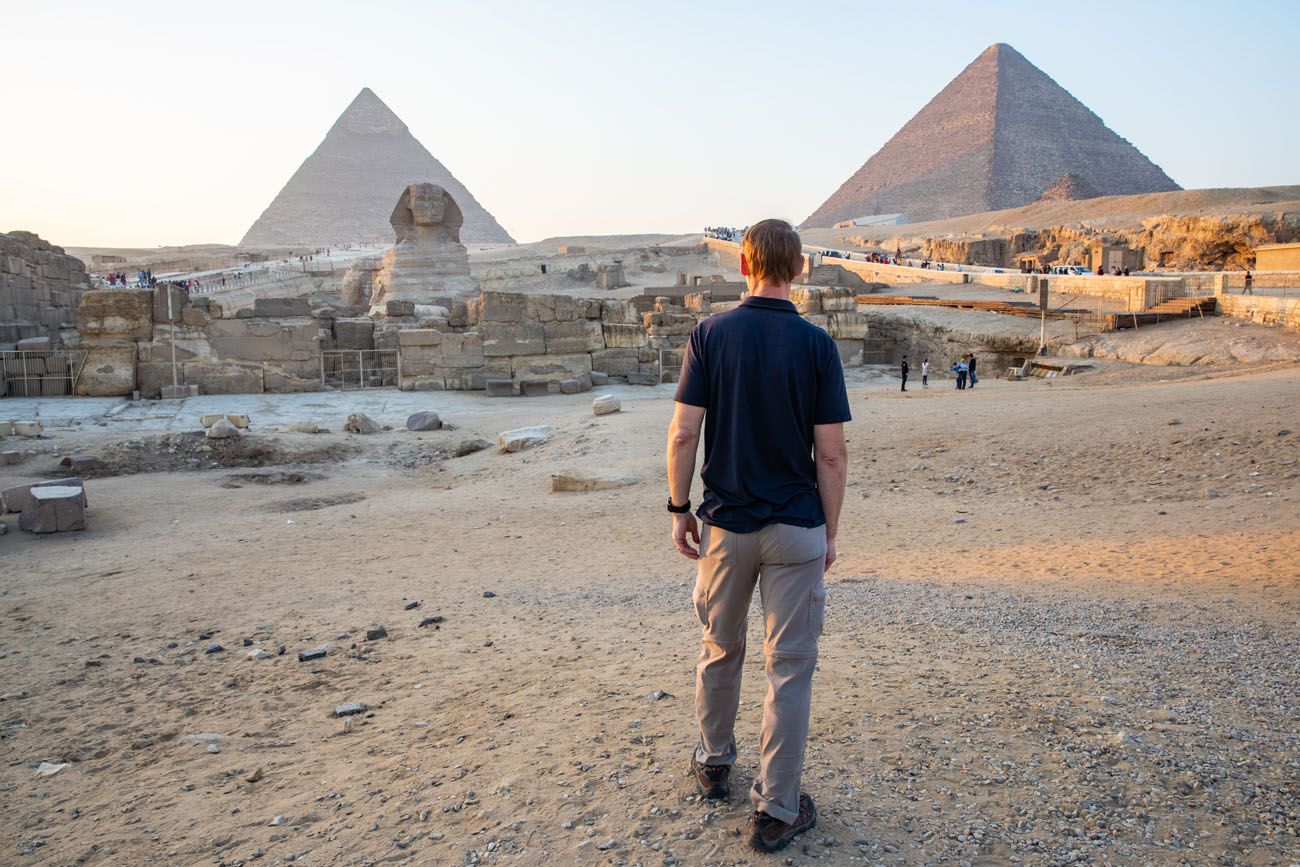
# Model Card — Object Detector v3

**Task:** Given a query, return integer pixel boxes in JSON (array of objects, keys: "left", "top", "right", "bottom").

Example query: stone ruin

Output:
[
  {"left": 0, "top": 231, "right": 91, "bottom": 346},
  {"left": 364, "top": 183, "right": 478, "bottom": 315}
]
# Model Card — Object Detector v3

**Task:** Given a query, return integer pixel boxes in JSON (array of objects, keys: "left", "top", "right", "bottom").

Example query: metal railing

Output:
[
  {"left": 321, "top": 349, "right": 398, "bottom": 390},
  {"left": 1, "top": 350, "right": 88, "bottom": 398}
]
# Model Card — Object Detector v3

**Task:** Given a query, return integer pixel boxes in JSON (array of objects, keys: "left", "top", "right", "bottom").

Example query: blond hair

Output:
[{"left": 742, "top": 219, "right": 803, "bottom": 286}]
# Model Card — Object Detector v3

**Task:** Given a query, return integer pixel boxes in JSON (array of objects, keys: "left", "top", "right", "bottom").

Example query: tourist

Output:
[
  {"left": 667, "top": 218, "right": 847, "bottom": 854},
  {"left": 952, "top": 357, "right": 968, "bottom": 389},
  {"left": 921, "top": 358, "right": 929, "bottom": 388},
  {"left": 900, "top": 356, "right": 909, "bottom": 392},
  {"left": 1244, "top": 271, "right": 1253, "bottom": 294},
  {"left": 968, "top": 353, "right": 978, "bottom": 388}
]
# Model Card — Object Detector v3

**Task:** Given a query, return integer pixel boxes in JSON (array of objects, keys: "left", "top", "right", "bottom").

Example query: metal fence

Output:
[
  {"left": 0, "top": 349, "right": 88, "bottom": 398},
  {"left": 321, "top": 349, "right": 398, "bottom": 390}
]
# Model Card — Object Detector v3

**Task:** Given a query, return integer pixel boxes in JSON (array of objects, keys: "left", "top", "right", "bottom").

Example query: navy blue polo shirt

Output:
[{"left": 674, "top": 295, "right": 852, "bottom": 533}]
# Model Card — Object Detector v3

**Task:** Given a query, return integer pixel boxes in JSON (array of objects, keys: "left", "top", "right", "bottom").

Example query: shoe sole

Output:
[{"left": 748, "top": 801, "right": 817, "bottom": 853}]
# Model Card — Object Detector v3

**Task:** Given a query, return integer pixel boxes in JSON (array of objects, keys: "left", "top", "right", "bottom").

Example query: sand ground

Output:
[{"left": 1, "top": 367, "right": 1297, "bottom": 866}]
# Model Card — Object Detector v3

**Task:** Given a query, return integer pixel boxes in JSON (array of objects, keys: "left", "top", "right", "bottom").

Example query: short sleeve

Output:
[
  {"left": 814, "top": 340, "right": 852, "bottom": 424},
  {"left": 673, "top": 326, "right": 709, "bottom": 407}
]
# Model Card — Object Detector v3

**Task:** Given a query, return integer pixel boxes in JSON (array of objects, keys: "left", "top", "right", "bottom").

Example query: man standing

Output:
[
  {"left": 900, "top": 356, "right": 909, "bottom": 392},
  {"left": 967, "top": 353, "right": 978, "bottom": 389},
  {"left": 666, "top": 219, "right": 850, "bottom": 854},
  {"left": 921, "top": 358, "right": 929, "bottom": 389}
]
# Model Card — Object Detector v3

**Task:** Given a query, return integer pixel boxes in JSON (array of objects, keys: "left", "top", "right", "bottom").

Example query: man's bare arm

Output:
[
  {"left": 813, "top": 422, "right": 848, "bottom": 569},
  {"left": 667, "top": 402, "right": 706, "bottom": 558}
]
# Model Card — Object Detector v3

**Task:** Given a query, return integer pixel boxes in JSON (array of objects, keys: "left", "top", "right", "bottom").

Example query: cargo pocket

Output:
[{"left": 808, "top": 584, "right": 826, "bottom": 640}]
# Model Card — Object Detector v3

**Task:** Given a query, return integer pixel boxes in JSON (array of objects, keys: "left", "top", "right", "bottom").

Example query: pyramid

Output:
[
  {"left": 803, "top": 44, "right": 1180, "bottom": 227},
  {"left": 241, "top": 88, "right": 513, "bottom": 247}
]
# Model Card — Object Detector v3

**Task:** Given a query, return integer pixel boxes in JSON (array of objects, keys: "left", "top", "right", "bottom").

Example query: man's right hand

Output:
[
  {"left": 825, "top": 536, "right": 837, "bottom": 571},
  {"left": 673, "top": 513, "right": 701, "bottom": 560}
]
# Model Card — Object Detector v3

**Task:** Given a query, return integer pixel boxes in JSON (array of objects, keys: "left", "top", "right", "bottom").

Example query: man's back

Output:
[{"left": 675, "top": 295, "right": 849, "bottom": 533}]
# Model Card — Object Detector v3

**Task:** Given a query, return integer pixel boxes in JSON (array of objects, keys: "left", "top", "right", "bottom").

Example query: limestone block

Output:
[
  {"left": 181, "top": 307, "right": 210, "bottom": 328},
  {"left": 601, "top": 323, "right": 646, "bottom": 349},
  {"left": 498, "top": 425, "right": 552, "bottom": 453},
  {"left": 643, "top": 312, "right": 696, "bottom": 337},
  {"left": 593, "top": 394, "right": 621, "bottom": 415},
  {"left": 520, "top": 379, "right": 551, "bottom": 397},
  {"left": 2, "top": 477, "right": 85, "bottom": 514},
  {"left": 398, "top": 329, "right": 443, "bottom": 347},
  {"left": 581, "top": 299, "right": 603, "bottom": 320},
  {"left": 826, "top": 312, "right": 868, "bottom": 339},
  {"left": 345, "top": 413, "right": 382, "bottom": 434},
  {"left": 0, "top": 422, "right": 11, "bottom": 436},
  {"left": 591, "top": 348, "right": 640, "bottom": 376},
  {"left": 485, "top": 378, "right": 515, "bottom": 397},
  {"left": 331, "top": 318, "right": 375, "bottom": 351},
  {"left": 439, "top": 331, "right": 487, "bottom": 368},
  {"left": 600, "top": 299, "right": 639, "bottom": 324},
  {"left": 183, "top": 362, "right": 264, "bottom": 396},
  {"left": 253, "top": 297, "right": 311, "bottom": 317},
  {"left": 510, "top": 353, "right": 592, "bottom": 385},
  {"left": 790, "top": 286, "right": 823, "bottom": 315},
  {"left": 441, "top": 367, "right": 491, "bottom": 390},
  {"left": 0, "top": 450, "right": 22, "bottom": 465},
  {"left": 201, "top": 414, "right": 251, "bottom": 429},
  {"left": 400, "top": 374, "right": 445, "bottom": 391},
  {"left": 16, "top": 336, "right": 51, "bottom": 351},
  {"left": 385, "top": 299, "right": 416, "bottom": 317},
  {"left": 821, "top": 287, "right": 857, "bottom": 312},
  {"left": 834, "top": 339, "right": 863, "bottom": 365},
  {"left": 480, "top": 322, "right": 545, "bottom": 357},
  {"left": 684, "top": 291, "right": 712, "bottom": 315},
  {"left": 13, "top": 420, "right": 43, "bottom": 437},
  {"left": 264, "top": 368, "right": 324, "bottom": 393},
  {"left": 208, "top": 319, "right": 318, "bottom": 362},
  {"left": 550, "top": 471, "right": 639, "bottom": 493},
  {"left": 525, "top": 294, "right": 580, "bottom": 323},
  {"left": 153, "top": 284, "right": 190, "bottom": 322},
  {"left": 18, "top": 486, "right": 86, "bottom": 533},
  {"left": 589, "top": 371, "right": 610, "bottom": 386},
  {"left": 206, "top": 419, "right": 240, "bottom": 439},
  {"left": 74, "top": 342, "right": 136, "bottom": 397},
  {"left": 472, "top": 291, "right": 526, "bottom": 323},
  {"left": 544, "top": 319, "right": 604, "bottom": 354},
  {"left": 558, "top": 378, "right": 582, "bottom": 395},
  {"left": 626, "top": 371, "right": 660, "bottom": 386},
  {"left": 75, "top": 289, "right": 153, "bottom": 339}
]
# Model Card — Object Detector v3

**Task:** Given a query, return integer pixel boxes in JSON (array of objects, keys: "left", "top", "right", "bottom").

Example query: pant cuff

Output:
[{"left": 750, "top": 784, "right": 798, "bottom": 824}]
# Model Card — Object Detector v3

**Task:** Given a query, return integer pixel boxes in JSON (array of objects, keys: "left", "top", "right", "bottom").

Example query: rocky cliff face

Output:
[{"left": 0, "top": 231, "right": 92, "bottom": 345}]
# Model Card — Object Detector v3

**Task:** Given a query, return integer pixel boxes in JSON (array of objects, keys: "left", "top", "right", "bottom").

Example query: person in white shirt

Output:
[{"left": 921, "top": 359, "right": 929, "bottom": 389}]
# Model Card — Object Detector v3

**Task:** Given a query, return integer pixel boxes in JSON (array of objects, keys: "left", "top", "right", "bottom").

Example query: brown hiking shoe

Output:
[
  {"left": 689, "top": 757, "right": 731, "bottom": 800},
  {"left": 748, "top": 793, "right": 816, "bottom": 853}
]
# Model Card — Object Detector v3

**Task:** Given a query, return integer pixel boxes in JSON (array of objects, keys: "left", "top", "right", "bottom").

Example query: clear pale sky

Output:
[{"left": 1, "top": 0, "right": 1296, "bottom": 248}]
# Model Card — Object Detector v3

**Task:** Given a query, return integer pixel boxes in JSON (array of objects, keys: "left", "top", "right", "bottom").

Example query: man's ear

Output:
[{"left": 739, "top": 254, "right": 750, "bottom": 277}]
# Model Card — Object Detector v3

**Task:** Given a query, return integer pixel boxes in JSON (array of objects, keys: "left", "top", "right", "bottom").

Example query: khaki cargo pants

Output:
[{"left": 692, "top": 521, "right": 827, "bottom": 824}]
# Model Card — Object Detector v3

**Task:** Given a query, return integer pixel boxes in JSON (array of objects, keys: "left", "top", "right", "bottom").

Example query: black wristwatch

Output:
[{"left": 667, "top": 497, "right": 691, "bottom": 514}]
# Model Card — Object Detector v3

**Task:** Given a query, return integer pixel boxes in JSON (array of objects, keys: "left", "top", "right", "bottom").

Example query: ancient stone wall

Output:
[
  {"left": 1216, "top": 294, "right": 1300, "bottom": 331},
  {"left": 0, "top": 231, "right": 92, "bottom": 346}
]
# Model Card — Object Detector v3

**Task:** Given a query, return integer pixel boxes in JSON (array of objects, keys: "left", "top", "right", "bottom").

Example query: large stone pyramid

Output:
[
  {"left": 241, "top": 88, "right": 513, "bottom": 247},
  {"left": 803, "top": 44, "right": 1180, "bottom": 227}
]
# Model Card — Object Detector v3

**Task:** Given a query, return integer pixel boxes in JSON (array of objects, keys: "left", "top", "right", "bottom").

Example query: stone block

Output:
[
  {"left": 74, "top": 342, "right": 136, "bottom": 397},
  {"left": 264, "top": 368, "right": 323, "bottom": 393},
  {"left": 180, "top": 307, "right": 210, "bottom": 327},
  {"left": 160, "top": 384, "right": 194, "bottom": 400},
  {"left": 441, "top": 367, "right": 490, "bottom": 390},
  {"left": 558, "top": 378, "right": 582, "bottom": 395},
  {"left": 643, "top": 312, "right": 696, "bottom": 337},
  {"left": 626, "top": 371, "right": 660, "bottom": 386},
  {"left": 385, "top": 299, "right": 416, "bottom": 317},
  {"left": 13, "top": 420, "right": 43, "bottom": 437},
  {"left": 803, "top": 314, "right": 830, "bottom": 334},
  {"left": 18, "top": 486, "right": 86, "bottom": 533},
  {"left": 593, "top": 395, "right": 621, "bottom": 416},
  {"left": 345, "top": 413, "right": 382, "bottom": 434},
  {"left": 498, "top": 425, "right": 552, "bottom": 452},
  {"left": 208, "top": 318, "right": 318, "bottom": 362},
  {"left": 589, "top": 371, "right": 610, "bottom": 386},
  {"left": 790, "top": 286, "right": 823, "bottom": 315},
  {"left": 153, "top": 284, "right": 190, "bottom": 322},
  {"left": 834, "top": 339, "right": 863, "bottom": 365},
  {"left": 591, "top": 348, "right": 640, "bottom": 376},
  {"left": 821, "top": 287, "right": 857, "bottom": 312},
  {"left": 544, "top": 319, "right": 604, "bottom": 354},
  {"left": 398, "top": 328, "right": 443, "bottom": 347},
  {"left": 253, "top": 297, "right": 311, "bottom": 317},
  {"left": 438, "top": 331, "right": 487, "bottom": 368},
  {"left": 520, "top": 379, "right": 551, "bottom": 397},
  {"left": 15, "top": 336, "right": 51, "bottom": 351},
  {"left": 600, "top": 299, "right": 638, "bottom": 324},
  {"left": 480, "top": 322, "right": 545, "bottom": 357},
  {"left": 205, "top": 419, "right": 240, "bottom": 439},
  {"left": 332, "top": 318, "right": 375, "bottom": 351},
  {"left": 2, "top": 477, "right": 85, "bottom": 514},
  {"left": 485, "top": 378, "right": 516, "bottom": 397},
  {"left": 601, "top": 323, "right": 646, "bottom": 349},
  {"left": 75, "top": 289, "right": 153, "bottom": 339},
  {"left": 826, "top": 312, "right": 868, "bottom": 339},
  {"left": 510, "top": 353, "right": 592, "bottom": 385},
  {"left": 184, "top": 362, "right": 264, "bottom": 396},
  {"left": 473, "top": 291, "right": 525, "bottom": 323},
  {"left": 0, "top": 422, "right": 11, "bottom": 436},
  {"left": 525, "top": 294, "right": 580, "bottom": 323},
  {"left": 0, "top": 450, "right": 22, "bottom": 466}
]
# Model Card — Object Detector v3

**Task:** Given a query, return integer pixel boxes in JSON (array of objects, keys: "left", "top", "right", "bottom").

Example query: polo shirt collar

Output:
[{"left": 740, "top": 295, "right": 798, "bottom": 313}]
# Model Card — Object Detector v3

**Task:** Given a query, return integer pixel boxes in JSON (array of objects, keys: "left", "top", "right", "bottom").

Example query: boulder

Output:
[
  {"left": 405, "top": 411, "right": 441, "bottom": 431},
  {"left": 205, "top": 419, "right": 240, "bottom": 439},
  {"left": 455, "top": 438, "right": 493, "bottom": 457},
  {"left": 344, "top": 413, "right": 382, "bottom": 434},
  {"left": 550, "top": 471, "right": 640, "bottom": 493},
  {"left": 593, "top": 395, "right": 622, "bottom": 416},
  {"left": 498, "top": 425, "right": 552, "bottom": 453}
]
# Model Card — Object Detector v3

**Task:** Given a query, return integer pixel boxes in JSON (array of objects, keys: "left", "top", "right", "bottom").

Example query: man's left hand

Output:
[{"left": 673, "top": 513, "right": 701, "bottom": 560}]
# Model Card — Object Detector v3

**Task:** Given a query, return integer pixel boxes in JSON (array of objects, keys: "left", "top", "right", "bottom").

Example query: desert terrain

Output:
[{"left": 1, "top": 363, "right": 1297, "bottom": 867}]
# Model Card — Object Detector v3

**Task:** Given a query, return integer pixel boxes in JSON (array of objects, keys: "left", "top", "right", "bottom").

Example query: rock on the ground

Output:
[
  {"left": 280, "top": 422, "right": 320, "bottom": 434},
  {"left": 13, "top": 421, "right": 42, "bottom": 437},
  {"left": 405, "top": 411, "right": 441, "bottom": 432},
  {"left": 498, "top": 426, "right": 552, "bottom": 453},
  {"left": 593, "top": 395, "right": 621, "bottom": 416},
  {"left": 344, "top": 413, "right": 381, "bottom": 434},
  {"left": 205, "top": 419, "right": 240, "bottom": 439},
  {"left": 551, "top": 471, "right": 641, "bottom": 493},
  {"left": 455, "top": 438, "right": 493, "bottom": 457}
]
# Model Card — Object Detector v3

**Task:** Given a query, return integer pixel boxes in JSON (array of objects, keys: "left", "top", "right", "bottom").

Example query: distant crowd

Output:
[
  {"left": 899, "top": 353, "right": 980, "bottom": 392},
  {"left": 102, "top": 270, "right": 157, "bottom": 288},
  {"left": 704, "top": 226, "right": 743, "bottom": 242}
]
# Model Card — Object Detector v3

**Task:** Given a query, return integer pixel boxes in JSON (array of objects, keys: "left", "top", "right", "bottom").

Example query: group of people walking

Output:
[{"left": 899, "top": 353, "right": 978, "bottom": 391}]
